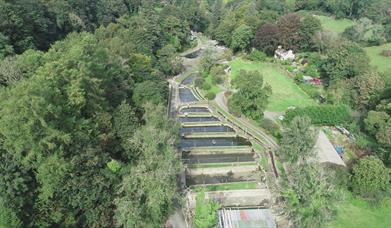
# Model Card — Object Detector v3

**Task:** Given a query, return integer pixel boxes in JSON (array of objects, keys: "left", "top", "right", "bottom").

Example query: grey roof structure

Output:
[
  {"left": 314, "top": 131, "right": 346, "bottom": 166},
  {"left": 218, "top": 208, "right": 276, "bottom": 228}
]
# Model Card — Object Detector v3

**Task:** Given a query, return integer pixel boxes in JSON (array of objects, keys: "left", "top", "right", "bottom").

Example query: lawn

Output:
[
  {"left": 327, "top": 193, "right": 391, "bottom": 228},
  {"left": 314, "top": 15, "right": 355, "bottom": 34},
  {"left": 204, "top": 73, "right": 223, "bottom": 95},
  {"left": 229, "top": 59, "right": 316, "bottom": 112},
  {"left": 364, "top": 42, "right": 391, "bottom": 73}
]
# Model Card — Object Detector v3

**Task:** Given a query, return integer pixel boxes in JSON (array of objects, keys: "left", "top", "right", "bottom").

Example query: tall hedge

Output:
[{"left": 284, "top": 105, "right": 352, "bottom": 125}]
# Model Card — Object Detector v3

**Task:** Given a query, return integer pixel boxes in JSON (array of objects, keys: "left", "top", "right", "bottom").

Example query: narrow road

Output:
[{"left": 215, "top": 91, "right": 278, "bottom": 149}]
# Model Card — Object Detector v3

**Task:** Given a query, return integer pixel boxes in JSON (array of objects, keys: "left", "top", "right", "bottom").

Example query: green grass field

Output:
[
  {"left": 204, "top": 73, "right": 223, "bottom": 95},
  {"left": 314, "top": 15, "right": 355, "bottom": 34},
  {"left": 327, "top": 194, "right": 391, "bottom": 228},
  {"left": 229, "top": 59, "right": 316, "bottom": 112},
  {"left": 364, "top": 43, "right": 391, "bottom": 73}
]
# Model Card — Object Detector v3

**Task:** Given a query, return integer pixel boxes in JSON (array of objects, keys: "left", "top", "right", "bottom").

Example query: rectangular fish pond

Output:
[
  {"left": 180, "top": 137, "right": 251, "bottom": 148},
  {"left": 179, "top": 88, "right": 198, "bottom": 103},
  {"left": 180, "top": 126, "right": 234, "bottom": 133}
]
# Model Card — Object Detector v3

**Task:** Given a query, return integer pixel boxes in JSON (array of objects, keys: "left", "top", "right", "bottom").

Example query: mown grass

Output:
[
  {"left": 191, "top": 181, "right": 258, "bottom": 192},
  {"left": 229, "top": 58, "right": 316, "bottom": 112},
  {"left": 364, "top": 42, "right": 391, "bottom": 73},
  {"left": 204, "top": 73, "right": 223, "bottom": 95},
  {"left": 327, "top": 193, "right": 391, "bottom": 228},
  {"left": 314, "top": 15, "right": 355, "bottom": 34}
]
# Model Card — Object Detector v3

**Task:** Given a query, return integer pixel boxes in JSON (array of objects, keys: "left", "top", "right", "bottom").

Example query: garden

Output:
[{"left": 229, "top": 58, "right": 316, "bottom": 112}]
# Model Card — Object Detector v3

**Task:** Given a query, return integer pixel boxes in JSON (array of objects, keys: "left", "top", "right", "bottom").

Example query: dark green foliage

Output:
[
  {"left": 194, "top": 77, "right": 205, "bottom": 88},
  {"left": 0, "top": 153, "right": 34, "bottom": 221},
  {"left": 0, "top": 33, "right": 13, "bottom": 59},
  {"left": 205, "top": 92, "right": 216, "bottom": 100},
  {"left": 231, "top": 24, "right": 253, "bottom": 51},
  {"left": 279, "top": 116, "right": 318, "bottom": 164},
  {"left": 0, "top": 2, "right": 190, "bottom": 226},
  {"left": 133, "top": 80, "right": 168, "bottom": 107},
  {"left": 114, "top": 104, "right": 180, "bottom": 227},
  {"left": 247, "top": 49, "right": 267, "bottom": 61},
  {"left": 322, "top": 41, "right": 370, "bottom": 81},
  {"left": 228, "top": 70, "right": 272, "bottom": 120},
  {"left": 342, "top": 18, "right": 386, "bottom": 46},
  {"left": 298, "top": 15, "right": 322, "bottom": 51},
  {"left": 284, "top": 105, "right": 352, "bottom": 125},
  {"left": 0, "top": 199, "right": 21, "bottom": 228},
  {"left": 351, "top": 156, "right": 389, "bottom": 199},
  {"left": 283, "top": 164, "right": 338, "bottom": 227}
]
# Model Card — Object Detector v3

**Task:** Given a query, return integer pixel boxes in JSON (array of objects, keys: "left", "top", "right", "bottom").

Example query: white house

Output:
[{"left": 274, "top": 46, "right": 295, "bottom": 61}]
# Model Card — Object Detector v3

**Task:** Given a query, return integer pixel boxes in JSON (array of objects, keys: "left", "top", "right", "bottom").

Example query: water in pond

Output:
[
  {"left": 180, "top": 107, "right": 210, "bottom": 113},
  {"left": 179, "top": 88, "right": 198, "bottom": 103},
  {"left": 179, "top": 117, "right": 219, "bottom": 122},
  {"left": 181, "top": 74, "right": 198, "bottom": 85},
  {"left": 180, "top": 126, "right": 234, "bottom": 133},
  {"left": 184, "top": 49, "right": 202, "bottom": 58},
  {"left": 186, "top": 172, "right": 259, "bottom": 185},
  {"left": 183, "top": 153, "right": 255, "bottom": 164},
  {"left": 180, "top": 137, "right": 251, "bottom": 148}
]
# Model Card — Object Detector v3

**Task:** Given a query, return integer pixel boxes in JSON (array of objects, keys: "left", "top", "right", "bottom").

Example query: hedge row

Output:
[{"left": 284, "top": 105, "right": 352, "bottom": 125}]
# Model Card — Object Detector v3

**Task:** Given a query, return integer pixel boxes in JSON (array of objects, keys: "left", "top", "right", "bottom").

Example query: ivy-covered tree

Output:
[
  {"left": 230, "top": 24, "right": 253, "bottom": 52},
  {"left": 228, "top": 70, "right": 272, "bottom": 120},
  {"left": 322, "top": 41, "right": 370, "bottom": 81},
  {"left": 279, "top": 116, "right": 318, "bottom": 164}
]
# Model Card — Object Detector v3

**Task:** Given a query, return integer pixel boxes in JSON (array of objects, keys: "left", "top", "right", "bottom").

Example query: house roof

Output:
[{"left": 314, "top": 131, "right": 346, "bottom": 166}]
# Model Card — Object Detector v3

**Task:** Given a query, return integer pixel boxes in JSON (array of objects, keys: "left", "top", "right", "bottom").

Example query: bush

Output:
[
  {"left": 194, "top": 77, "right": 205, "bottom": 88},
  {"left": 351, "top": 156, "right": 389, "bottom": 199},
  {"left": 202, "top": 82, "right": 211, "bottom": 90},
  {"left": 248, "top": 49, "right": 267, "bottom": 61},
  {"left": 260, "top": 118, "right": 281, "bottom": 139},
  {"left": 284, "top": 105, "right": 352, "bottom": 125},
  {"left": 302, "top": 64, "right": 319, "bottom": 77},
  {"left": 205, "top": 92, "right": 216, "bottom": 100},
  {"left": 222, "top": 49, "right": 233, "bottom": 61},
  {"left": 299, "top": 84, "right": 320, "bottom": 99}
]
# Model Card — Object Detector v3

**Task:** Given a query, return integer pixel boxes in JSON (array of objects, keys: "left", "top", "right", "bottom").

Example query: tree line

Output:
[{"left": 0, "top": 1, "right": 194, "bottom": 227}]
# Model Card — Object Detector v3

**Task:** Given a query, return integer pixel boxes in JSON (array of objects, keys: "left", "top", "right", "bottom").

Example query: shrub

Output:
[
  {"left": 299, "top": 84, "right": 320, "bottom": 99},
  {"left": 302, "top": 64, "right": 319, "bottom": 77},
  {"left": 202, "top": 82, "right": 211, "bottom": 90},
  {"left": 260, "top": 118, "right": 281, "bottom": 139},
  {"left": 194, "top": 77, "right": 205, "bottom": 88},
  {"left": 222, "top": 49, "right": 233, "bottom": 60},
  {"left": 205, "top": 92, "right": 216, "bottom": 100},
  {"left": 351, "top": 156, "right": 389, "bottom": 199},
  {"left": 248, "top": 49, "right": 267, "bottom": 61},
  {"left": 284, "top": 105, "right": 352, "bottom": 125}
]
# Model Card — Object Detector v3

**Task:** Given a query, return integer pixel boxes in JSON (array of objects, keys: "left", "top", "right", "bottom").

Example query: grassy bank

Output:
[
  {"left": 229, "top": 59, "right": 316, "bottom": 112},
  {"left": 314, "top": 15, "right": 354, "bottom": 34},
  {"left": 327, "top": 193, "right": 391, "bottom": 228},
  {"left": 364, "top": 42, "right": 391, "bottom": 73}
]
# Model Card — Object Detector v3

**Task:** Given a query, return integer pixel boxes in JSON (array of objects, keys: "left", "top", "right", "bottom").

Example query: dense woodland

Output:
[{"left": 0, "top": 0, "right": 390, "bottom": 227}]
